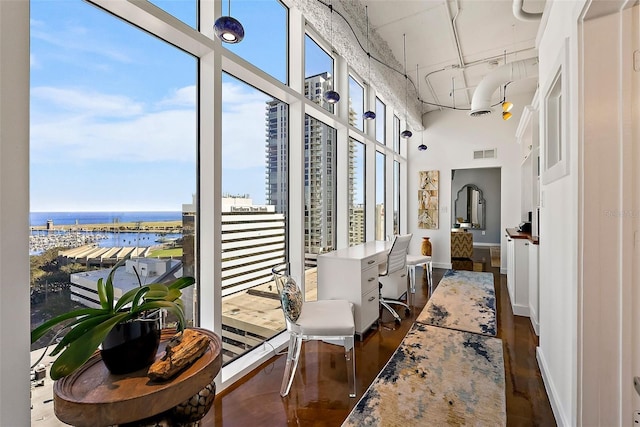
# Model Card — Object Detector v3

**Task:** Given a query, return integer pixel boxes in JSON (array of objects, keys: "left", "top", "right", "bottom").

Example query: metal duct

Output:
[
  {"left": 469, "top": 57, "right": 538, "bottom": 117},
  {"left": 512, "top": 0, "right": 543, "bottom": 22}
]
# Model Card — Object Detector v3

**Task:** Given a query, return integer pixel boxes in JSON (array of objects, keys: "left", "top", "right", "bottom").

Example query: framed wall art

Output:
[{"left": 418, "top": 170, "right": 439, "bottom": 229}]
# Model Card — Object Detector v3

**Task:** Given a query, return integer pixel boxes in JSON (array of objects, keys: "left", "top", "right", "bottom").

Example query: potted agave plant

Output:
[{"left": 31, "top": 259, "right": 195, "bottom": 380}]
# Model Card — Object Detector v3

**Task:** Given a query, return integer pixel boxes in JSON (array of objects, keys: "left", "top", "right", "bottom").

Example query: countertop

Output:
[{"left": 506, "top": 228, "right": 539, "bottom": 245}]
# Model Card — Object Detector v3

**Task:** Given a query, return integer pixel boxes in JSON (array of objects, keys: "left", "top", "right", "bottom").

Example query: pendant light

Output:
[
  {"left": 363, "top": 5, "right": 376, "bottom": 120},
  {"left": 323, "top": 0, "right": 340, "bottom": 104},
  {"left": 214, "top": 0, "right": 245, "bottom": 44},
  {"left": 502, "top": 83, "right": 513, "bottom": 121},
  {"left": 400, "top": 34, "right": 412, "bottom": 139},
  {"left": 416, "top": 64, "right": 427, "bottom": 151}
]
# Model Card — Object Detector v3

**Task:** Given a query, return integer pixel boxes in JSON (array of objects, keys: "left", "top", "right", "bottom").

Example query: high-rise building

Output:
[
  {"left": 265, "top": 100, "right": 288, "bottom": 214},
  {"left": 266, "top": 72, "right": 345, "bottom": 264}
]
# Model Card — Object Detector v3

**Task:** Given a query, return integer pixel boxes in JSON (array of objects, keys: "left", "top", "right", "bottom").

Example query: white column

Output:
[{"left": 0, "top": 0, "right": 31, "bottom": 425}]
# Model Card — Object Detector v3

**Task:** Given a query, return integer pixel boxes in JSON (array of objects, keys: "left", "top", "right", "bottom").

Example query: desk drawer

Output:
[
  {"left": 361, "top": 255, "right": 378, "bottom": 270},
  {"left": 359, "top": 288, "right": 379, "bottom": 333},
  {"left": 361, "top": 265, "right": 379, "bottom": 295}
]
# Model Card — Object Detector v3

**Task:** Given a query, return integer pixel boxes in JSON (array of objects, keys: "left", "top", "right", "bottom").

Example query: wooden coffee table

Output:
[{"left": 53, "top": 328, "right": 222, "bottom": 427}]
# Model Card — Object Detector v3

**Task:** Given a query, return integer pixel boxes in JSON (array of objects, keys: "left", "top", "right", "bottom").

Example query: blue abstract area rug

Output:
[
  {"left": 342, "top": 323, "right": 506, "bottom": 426},
  {"left": 416, "top": 269, "right": 496, "bottom": 336}
]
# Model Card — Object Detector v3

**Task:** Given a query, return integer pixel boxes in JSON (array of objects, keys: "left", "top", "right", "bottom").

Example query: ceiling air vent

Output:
[{"left": 473, "top": 149, "right": 497, "bottom": 159}]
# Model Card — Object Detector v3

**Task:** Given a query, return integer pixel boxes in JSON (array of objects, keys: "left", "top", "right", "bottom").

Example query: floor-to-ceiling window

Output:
[
  {"left": 222, "top": 0, "right": 288, "bottom": 84},
  {"left": 29, "top": 0, "right": 197, "bottom": 355},
  {"left": 348, "top": 75, "right": 364, "bottom": 131},
  {"left": 26, "top": 2, "right": 408, "bottom": 416},
  {"left": 376, "top": 151, "right": 386, "bottom": 240},
  {"left": 393, "top": 115, "right": 401, "bottom": 153},
  {"left": 375, "top": 97, "right": 386, "bottom": 144},
  {"left": 220, "top": 73, "right": 288, "bottom": 365},
  {"left": 394, "top": 160, "right": 401, "bottom": 235},
  {"left": 304, "top": 115, "right": 336, "bottom": 270},
  {"left": 305, "top": 35, "right": 335, "bottom": 114},
  {"left": 349, "top": 138, "right": 366, "bottom": 245}
]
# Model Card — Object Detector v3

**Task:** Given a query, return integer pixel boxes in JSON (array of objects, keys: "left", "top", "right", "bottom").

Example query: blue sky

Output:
[
  {"left": 30, "top": 0, "right": 364, "bottom": 211},
  {"left": 30, "top": 0, "right": 197, "bottom": 211}
]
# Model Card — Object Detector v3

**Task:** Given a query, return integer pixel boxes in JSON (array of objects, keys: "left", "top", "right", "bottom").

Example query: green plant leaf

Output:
[
  {"left": 131, "top": 286, "right": 151, "bottom": 311},
  {"left": 49, "top": 314, "right": 114, "bottom": 356},
  {"left": 113, "top": 286, "right": 143, "bottom": 312},
  {"left": 135, "top": 300, "right": 186, "bottom": 332},
  {"left": 96, "top": 278, "right": 108, "bottom": 310},
  {"left": 162, "top": 288, "right": 182, "bottom": 302},
  {"left": 31, "top": 308, "right": 108, "bottom": 343},
  {"left": 49, "top": 312, "right": 131, "bottom": 380},
  {"left": 168, "top": 276, "right": 195, "bottom": 291},
  {"left": 105, "top": 272, "right": 115, "bottom": 312},
  {"left": 143, "top": 288, "right": 170, "bottom": 301}
]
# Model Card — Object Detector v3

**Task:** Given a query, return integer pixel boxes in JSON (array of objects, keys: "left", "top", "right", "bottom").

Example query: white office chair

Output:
[
  {"left": 378, "top": 234, "right": 412, "bottom": 324},
  {"left": 272, "top": 266, "right": 356, "bottom": 398}
]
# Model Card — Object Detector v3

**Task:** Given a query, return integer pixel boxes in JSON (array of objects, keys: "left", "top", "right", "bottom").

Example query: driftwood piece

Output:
[{"left": 148, "top": 329, "right": 210, "bottom": 381}]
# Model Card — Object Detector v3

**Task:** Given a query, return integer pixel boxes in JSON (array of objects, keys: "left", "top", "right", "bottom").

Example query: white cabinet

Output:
[
  {"left": 528, "top": 243, "right": 539, "bottom": 335},
  {"left": 506, "top": 234, "right": 530, "bottom": 316},
  {"left": 317, "top": 242, "right": 390, "bottom": 337}
]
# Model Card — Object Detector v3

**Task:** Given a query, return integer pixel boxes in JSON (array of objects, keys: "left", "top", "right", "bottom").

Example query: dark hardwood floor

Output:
[{"left": 202, "top": 248, "right": 556, "bottom": 426}]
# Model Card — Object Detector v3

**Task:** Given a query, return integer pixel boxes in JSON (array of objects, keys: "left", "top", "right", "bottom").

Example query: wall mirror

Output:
[{"left": 454, "top": 184, "right": 485, "bottom": 230}]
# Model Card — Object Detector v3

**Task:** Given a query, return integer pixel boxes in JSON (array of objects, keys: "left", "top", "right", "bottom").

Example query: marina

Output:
[{"left": 29, "top": 217, "right": 183, "bottom": 255}]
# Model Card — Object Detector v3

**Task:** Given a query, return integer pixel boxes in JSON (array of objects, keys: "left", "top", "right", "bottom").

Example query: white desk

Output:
[{"left": 318, "top": 241, "right": 403, "bottom": 337}]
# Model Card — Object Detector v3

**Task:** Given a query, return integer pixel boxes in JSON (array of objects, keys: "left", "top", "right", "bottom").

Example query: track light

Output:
[
  {"left": 501, "top": 83, "right": 513, "bottom": 120},
  {"left": 214, "top": 0, "right": 244, "bottom": 43}
]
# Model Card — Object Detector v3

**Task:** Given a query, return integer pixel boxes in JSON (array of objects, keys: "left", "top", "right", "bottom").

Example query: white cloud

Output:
[
  {"left": 157, "top": 85, "right": 196, "bottom": 108},
  {"left": 32, "top": 86, "right": 144, "bottom": 117},
  {"left": 220, "top": 81, "right": 274, "bottom": 170},
  {"left": 30, "top": 82, "right": 278, "bottom": 170},
  {"left": 31, "top": 19, "right": 132, "bottom": 64},
  {"left": 31, "top": 86, "right": 196, "bottom": 164}
]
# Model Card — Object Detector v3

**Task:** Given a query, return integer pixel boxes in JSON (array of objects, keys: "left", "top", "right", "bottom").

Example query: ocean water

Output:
[{"left": 30, "top": 211, "right": 181, "bottom": 227}]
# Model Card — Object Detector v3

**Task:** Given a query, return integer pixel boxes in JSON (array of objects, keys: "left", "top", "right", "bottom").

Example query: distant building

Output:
[
  {"left": 219, "top": 196, "right": 281, "bottom": 296},
  {"left": 266, "top": 71, "right": 366, "bottom": 265},
  {"left": 69, "top": 258, "right": 185, "bottom": 313},
  {"left": 349, "top": 203, "right": 365, "bottom": 245},
  {"left": 182, "top": 194, "right": 196, "bottom": 279}
]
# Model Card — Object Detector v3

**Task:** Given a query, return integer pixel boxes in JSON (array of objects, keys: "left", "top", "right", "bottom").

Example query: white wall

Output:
[
  {"left": 579, "top": 4, "right": 638, "bottom": 426},
  {"left": 407, "top": 92, "right": 532, "bottom": 270},
  {"left": 535, "top": 2, "right": 583, "bottom": 425},
  {"left": 0, "top": 1, "right": 31, "bottom": 425},
  {"left": 633, "top": 3, "right": 640, "bottom": 423},
  {"left": 535, "top": 1, "right": 637, "bottom": 425}
]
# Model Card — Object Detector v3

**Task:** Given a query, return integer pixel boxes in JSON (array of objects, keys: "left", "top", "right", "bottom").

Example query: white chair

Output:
[
  {"left": 378, "top": 234, "right": 412, "bottom": 323},
  {"left": 272, "top": 266, "right": 356, "bottom": 398},
  {"left": 406, "top": 254, "right": 433, "bottom": 300}
]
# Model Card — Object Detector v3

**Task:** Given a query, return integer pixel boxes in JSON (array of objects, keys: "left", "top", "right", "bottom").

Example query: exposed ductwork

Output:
[
  {"left": 469, "top": 57, "right": 538, "bottom": 117},
  {"left": 512, "top": 0, "right": 543, "bottom": 22}
]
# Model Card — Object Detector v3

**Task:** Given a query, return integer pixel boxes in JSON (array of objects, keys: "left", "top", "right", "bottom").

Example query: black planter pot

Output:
[{"left": 101, "top": 318, "right": 160, "bottom": 375}]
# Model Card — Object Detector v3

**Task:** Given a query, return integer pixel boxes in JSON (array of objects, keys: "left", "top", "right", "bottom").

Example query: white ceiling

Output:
[{"left": 363, "top": 0, "right": 546, "bottom": 115}]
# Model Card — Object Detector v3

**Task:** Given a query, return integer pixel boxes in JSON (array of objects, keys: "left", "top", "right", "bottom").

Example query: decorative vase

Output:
[
  {"left": 421, "top": 237, "right": 432, "bottom": 257},
  {"left": 101, "top": 318, "right": 160, "bottom": 375}
]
